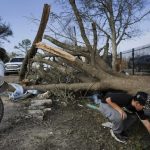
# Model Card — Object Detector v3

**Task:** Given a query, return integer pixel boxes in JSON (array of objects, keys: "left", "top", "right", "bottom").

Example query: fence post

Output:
[
  {"left": 132, "top": 48, "right": 135, "bottom": 75},
  {"left": 119, "top": 52, "right": 122, "bottom": 71},
  {"left": 120, "top": 52, "right": 122, "bottom": 60}
]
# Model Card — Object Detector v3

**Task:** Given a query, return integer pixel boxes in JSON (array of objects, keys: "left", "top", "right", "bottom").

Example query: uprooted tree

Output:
[{"left": 20, "top": 1, "right": 150, "bottom": 95}]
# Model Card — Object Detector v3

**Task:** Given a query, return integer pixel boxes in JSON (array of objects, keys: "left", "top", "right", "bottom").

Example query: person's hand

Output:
[{"left": 118, "top": 109, "right": 127, "bottom": 120}]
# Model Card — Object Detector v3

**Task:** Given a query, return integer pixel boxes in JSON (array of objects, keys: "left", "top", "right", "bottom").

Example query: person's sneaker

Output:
[
  {"left": 101, "top": 122, "right": 113, "bottom": 128},
  {"left": 110, "top": 129, "right": 127, "bottom": 144}
]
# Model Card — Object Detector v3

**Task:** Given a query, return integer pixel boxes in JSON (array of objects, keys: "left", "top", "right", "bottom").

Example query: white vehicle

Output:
[{"left": 5, "top": 57, "right": 24, "bottom": 74}]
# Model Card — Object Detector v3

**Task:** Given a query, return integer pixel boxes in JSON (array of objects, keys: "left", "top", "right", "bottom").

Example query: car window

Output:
[{"left": 10, "top": 58, "right": 24, "bottom": 62}]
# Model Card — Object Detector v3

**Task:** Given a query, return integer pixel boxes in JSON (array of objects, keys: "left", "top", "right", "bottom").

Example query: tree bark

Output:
[
  {"left": 19, "top": 4, "right": 50, "bottom": 80},
  {"left": 25, "top": 77, "right": 150, "bottom": 94}
]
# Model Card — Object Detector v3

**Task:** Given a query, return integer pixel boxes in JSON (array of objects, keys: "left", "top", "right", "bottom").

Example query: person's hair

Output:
[
  {"left": 134, "top": 91, "right": 148, "bottom": 106},
  {"left": 0, "top": 47, "right": 9, "bottom": 63}
]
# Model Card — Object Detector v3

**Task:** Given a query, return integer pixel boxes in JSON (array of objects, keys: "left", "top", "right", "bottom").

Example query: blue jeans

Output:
[{"left": 99, "top": 100, "right": 137, "bottom": 134}]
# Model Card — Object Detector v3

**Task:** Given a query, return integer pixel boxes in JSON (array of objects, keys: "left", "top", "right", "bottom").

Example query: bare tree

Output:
[
  {"left": 14, "top": 39, "right": 31, "bottom": 54},
  {"left": 80, "top": 0, "right": 150, "bottom": 71}
]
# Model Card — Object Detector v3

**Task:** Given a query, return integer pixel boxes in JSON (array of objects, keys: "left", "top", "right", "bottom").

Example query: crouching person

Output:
[{"left": 99, "top": 92, "right": 150, "bottom": 143}]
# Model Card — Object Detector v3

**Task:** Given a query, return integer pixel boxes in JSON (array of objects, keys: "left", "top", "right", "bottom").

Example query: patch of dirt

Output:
[
  {"left": 0, "top": 75, "right": 149, "bottom": 150},
  {"left": 4, "top": 74, "right": 19, "bottom": 83},
  {"left": 0, "top": 97, "right": 149, "bottom": 150}
]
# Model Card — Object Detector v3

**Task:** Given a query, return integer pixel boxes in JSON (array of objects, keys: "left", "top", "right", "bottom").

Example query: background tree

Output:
[
  {"left": 80, "top": 0, "right": 150, "bottom": 71},
  {"left": 14, "top": 39, "right": 31, "bottom": 54},
  {"left": 0, "top": 17, "right": 13, "bottom": 44},
  {"left": 8, "top": 51, "right": 24, "bottom": 58},
  {"left": 41, "top": 0, "right": 150, "bottom": 71}
]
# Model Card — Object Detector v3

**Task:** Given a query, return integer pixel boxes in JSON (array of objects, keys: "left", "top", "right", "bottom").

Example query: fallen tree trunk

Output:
[
  {"left": 33, "top": 42, "right": 150, "bottom": 94},
  {"left": 25, "top": 76, "right": 150, "bottom": 94}
]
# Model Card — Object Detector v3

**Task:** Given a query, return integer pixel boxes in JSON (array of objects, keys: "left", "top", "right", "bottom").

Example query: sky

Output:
[
  {"left": 0, "top": 0, "right": 58, "bottom": 54},
  {"left": 0, "top": 0, "right": 150, "bottom": 54}
]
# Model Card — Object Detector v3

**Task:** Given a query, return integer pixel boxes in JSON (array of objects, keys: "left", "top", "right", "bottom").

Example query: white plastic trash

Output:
[
  {"left": 27, "top": 90, "right": 38, "bottom": 95},
  {"left": 8, "top": 83, "right": 24, "bottom": 100}
]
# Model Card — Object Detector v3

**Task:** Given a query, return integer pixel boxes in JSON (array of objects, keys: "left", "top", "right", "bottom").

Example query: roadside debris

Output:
[
  {"left": 7, "top": 83, "right": 37, "bottom": 101},
  {"left": 27, "top": 98, "right": 52, "bottom": 121},
  {"left": 37, "top": 91, "right": 50, "bottom": 99}
]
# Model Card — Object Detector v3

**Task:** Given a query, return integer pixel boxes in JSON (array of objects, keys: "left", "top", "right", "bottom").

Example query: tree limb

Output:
[
  {"left": 19, "top": 4, "right": 50, "bottom": 80},
  {"left": 25, "top": 77, "right": 150, "bottom": 94},
  {"left": 36, "top": 42, "right": 108, "bottom": 80},
  {"left": 33, "top": 57, "right": 73, "bottom": 75},
  {"left": 44, "top": 35, "right": 89, "bottom": 57},
  {"left": 69, "top": 0, "right": 93, "bottom": 51},
  {"left": 91, "top": 22, "right": 97, "bottom": 65}
]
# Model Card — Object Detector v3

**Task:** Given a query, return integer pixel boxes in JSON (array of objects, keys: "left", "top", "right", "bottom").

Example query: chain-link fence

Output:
[{"left": 118, "top": 44, "right": 150, "bottom": 75}]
